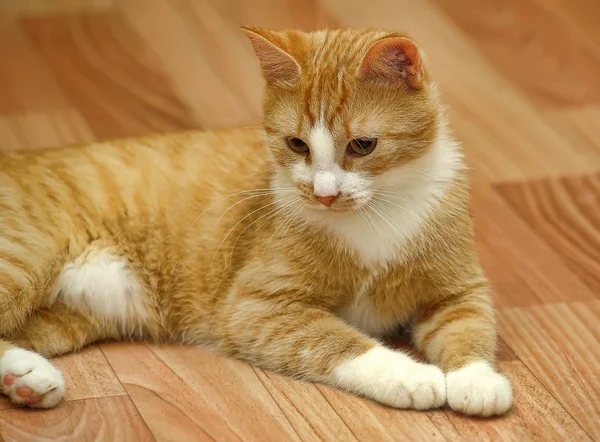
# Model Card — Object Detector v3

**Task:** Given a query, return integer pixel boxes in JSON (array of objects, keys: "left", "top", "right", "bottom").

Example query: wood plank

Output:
[
  {"left": 149, "top": 345, "right": 303, "bottom": 442},
  {"left": 206, "top": 0, "right": 334, "bottom": 32},
  {"left": 323, "top": 0, "right": 597, "bottom": 180},
  {"left": 428, "top": 361, "right": 592, "bottom": 441},
  {"left": 0, "top": 19, "right": 69, "bottom": 113},
  {"left": 315, "top": 383, "right": 446, "bottom": 442},
  {"left": 53, "top": 345, "right": 127, "bottom": 402},
  {"left": 0, "top": 0, "right": 114, "bottom": 15},
  {"left": 120, "top": 0, "right": 260, "bottom": 130},
  {"left": 253, "top": 370, "right": 358, "bottom": 442},
  {"left": 0, "top": 109, "right": 95, "bottom": 152},
  {"left": 100, "top": 342, "right": 241, "bottom": 441},
  {"left": 499, "top": 302, "right": 600, "bottom": 440},
  {"left": 101, "top": 342, "right": 301, "bottom": 441},
  {"left": 432, "top": 0, "right": 600, "bottom": 106},
  {"left": 541, "top": 0, "right": 600, "bottom": 51},
  {"left": 543, "top": 106, "right": 600, "bottom": 156},
  {"left": 471, "top": 185, "right": 595, "bottom": 307},
  {"left": 0, "top": 396, "right": 153, "bottom": 442},
  {"left": 497, "top": 174, "right": 600, "bottom": 294},
  {"left": 22, "top": 12, "right": 198, "bottom": 139}
]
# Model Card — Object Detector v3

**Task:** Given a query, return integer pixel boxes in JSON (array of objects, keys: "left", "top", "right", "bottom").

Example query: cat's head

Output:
[{"left": 243, "top": 27, "right": 449, "bottom": 216}]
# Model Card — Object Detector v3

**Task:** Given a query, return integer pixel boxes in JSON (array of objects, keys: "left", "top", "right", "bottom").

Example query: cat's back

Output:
[
  {"left": 0, "top": 126, "right": 268, "bottom": 174},
  {"left": 0, "top": 126, "right": 269, "bottom": 201},
  {"left": 0, "top": 126, "right": 272, "bottom": 240}
]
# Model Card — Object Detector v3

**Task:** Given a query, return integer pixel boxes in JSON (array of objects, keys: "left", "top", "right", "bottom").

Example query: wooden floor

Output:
[{"left": 0, "top": 0, "right": 599, "bottom": 440}]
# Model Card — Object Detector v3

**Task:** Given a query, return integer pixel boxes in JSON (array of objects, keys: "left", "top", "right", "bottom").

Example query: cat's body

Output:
[{"left": 0, "top": 27, "right": 512, "bottom": 416}]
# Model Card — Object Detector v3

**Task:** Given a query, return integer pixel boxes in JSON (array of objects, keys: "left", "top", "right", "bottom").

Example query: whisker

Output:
[
  {"left": 358, "top": 205, "right": 382, "bottom": 257},
  {"left": 275, "top": 202, "right": 307, "bottom": 258},
  {"left": 371, "top": 190, "right": 414, "bottom": 203},
  {"left": 196, "top": 187, "right": 295, "bottom": 220},
  {"left": 228, "top": 197, "right": 301, "bottom": 268},
  {"left": 216, "top": 193, "right": 272, "bottom": 221},
  {"left": 261, "top": 199, "right": 303, "bottom": 259},
  {"left": 208, "top": 195, "right": 297, "bottom": 271},
  {"left": 371, "top": 196, "right": 452, "bottom": 253}
]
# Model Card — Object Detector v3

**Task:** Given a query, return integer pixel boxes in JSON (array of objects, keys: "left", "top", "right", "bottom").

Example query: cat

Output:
[{"left": 0, "top": 26, "right": 512, "bottom": 417}]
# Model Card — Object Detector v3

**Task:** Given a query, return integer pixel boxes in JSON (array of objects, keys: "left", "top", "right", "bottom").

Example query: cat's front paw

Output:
[
  {"left": 446, "top": 360, "right": 512, "bottom": 417},
  {"left": 0, "top": 348, "right": 65, "bottom": 408},
  {"left": 334, "top": 347, "right": 446, "bottom": 410},
  {"left": 394, "top": 361, "right": 446, "bottom": 410}
]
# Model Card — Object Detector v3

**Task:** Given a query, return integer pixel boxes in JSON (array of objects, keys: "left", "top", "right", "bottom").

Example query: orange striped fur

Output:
[{"left": 0, "top": 27, "right": 511, "bottom": 416}]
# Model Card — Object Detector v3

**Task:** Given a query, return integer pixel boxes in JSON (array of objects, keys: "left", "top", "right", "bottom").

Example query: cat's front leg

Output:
[
  {"left": 221, "top": 296, "right": 445, "bottom": 410},
  {"left": 413, "top": 282, "right": 513, "bottom": 417}
]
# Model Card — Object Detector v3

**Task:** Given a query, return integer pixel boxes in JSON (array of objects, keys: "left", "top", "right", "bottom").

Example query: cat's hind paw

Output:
[
  {"left": 446, "top": 360, "right": 512, "bottom": 417},
  {"left": 0, "top": 348, "right": 65, "bottom": 408}
]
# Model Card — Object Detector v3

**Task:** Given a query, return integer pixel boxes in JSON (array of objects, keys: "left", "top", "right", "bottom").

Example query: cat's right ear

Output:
[{"left": 242, "top": 26, "right": 301, "bottom": 85}]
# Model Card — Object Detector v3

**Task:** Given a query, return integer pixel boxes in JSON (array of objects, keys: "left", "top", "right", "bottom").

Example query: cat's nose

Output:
[{"left": 316, "top": 195, "right": 337, "bottom": 207}]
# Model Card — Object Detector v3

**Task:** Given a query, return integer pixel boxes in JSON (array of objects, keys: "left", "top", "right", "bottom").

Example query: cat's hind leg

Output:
[
  {"left": 9, "top": 304, "right": 121, "bottom": 358},
  {"left": 0, "top": 217, "right": 74, "bottom": 407}
]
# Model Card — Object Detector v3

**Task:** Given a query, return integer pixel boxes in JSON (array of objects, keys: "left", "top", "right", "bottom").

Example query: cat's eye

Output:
[
  {"left": 286, "top": 137, "right": 309, "bottom": 154},
  {"left": 347, "top": 138, "right": 377, "bottom": 156}
]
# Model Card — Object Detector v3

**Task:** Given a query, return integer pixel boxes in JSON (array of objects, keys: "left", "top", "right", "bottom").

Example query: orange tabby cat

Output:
[{"left": 0, "top": 27, "right": 512, "bottom": 416}]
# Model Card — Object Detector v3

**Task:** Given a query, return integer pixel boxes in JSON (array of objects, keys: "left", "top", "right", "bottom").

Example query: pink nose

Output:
[{"left": 316, "top": 195, "right": 336, "bottom": 207}]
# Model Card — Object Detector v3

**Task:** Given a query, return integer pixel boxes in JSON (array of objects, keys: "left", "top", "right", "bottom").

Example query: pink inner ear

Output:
[{"left": 359, "top": 37, "right": 424, "bottom": 89}]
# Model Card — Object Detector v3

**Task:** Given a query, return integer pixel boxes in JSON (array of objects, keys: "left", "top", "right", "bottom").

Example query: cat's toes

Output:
[
  {"left": 446, "top": 361, "right": 512, "bottom": 417},
  {"left": 402, "top": 362, "right": 446, "bottom": 410},
  {"left": 335, "top": 347, "right": 446, "bottom": 410},
  {"left": 0, "top": 348, "right": 65, "bottom": 409}
]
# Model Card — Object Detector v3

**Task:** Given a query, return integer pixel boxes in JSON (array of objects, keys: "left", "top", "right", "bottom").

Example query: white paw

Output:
[
  {"left": 0, "top": 348, "right": 65, "bottom": 408},
  {"left": 333, "top": 347, "right": 446, "bottom": 410},
  {"left": 446, "top": 360, "right": 512, "bottom": 417}
]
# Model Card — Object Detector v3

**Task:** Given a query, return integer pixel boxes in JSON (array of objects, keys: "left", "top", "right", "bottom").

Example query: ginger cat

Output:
[{"left": 0, "top": 27, "right": 512, "bottom": 416}]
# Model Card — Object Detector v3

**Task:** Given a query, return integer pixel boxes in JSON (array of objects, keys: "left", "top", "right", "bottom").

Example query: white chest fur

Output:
[{"left": 294, "top": 130, "right": 462, "bottom": 268}]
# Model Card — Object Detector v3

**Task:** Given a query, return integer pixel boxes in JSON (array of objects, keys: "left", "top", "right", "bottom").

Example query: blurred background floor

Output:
[{"left": 0, "top": 0, "right": 599, "bottom": 441}]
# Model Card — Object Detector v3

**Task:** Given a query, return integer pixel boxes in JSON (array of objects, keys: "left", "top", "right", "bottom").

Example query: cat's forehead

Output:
[
  {"left": 304, "top": 29, "right": 389, "bottom": 75},
  {"left": 294, "top": 30, "right": 400, "bottom": 132}
]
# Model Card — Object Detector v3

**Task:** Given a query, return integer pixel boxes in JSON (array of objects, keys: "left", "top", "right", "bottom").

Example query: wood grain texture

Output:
[
  {"left": 428, "top": 361, "right": 592, "bottom": 442},
  {"left": 22, "top": 13, "right": 198, "bottom": 139},
  {"left": 0, "top": 19, "right": 69, "bottom": 113},
  {"left": 497, "top": 174, "right": 600, "bottom": 294},
  {"left": 0, "top": 0, "right": 114, "bottom": 15},
  {"left": 0, "top": 396, "right": 154, "bottom": 442},
  {"left": 499, "top": 302, "right": 600, "bottom": 440},
  {"left": 433, "top": 0, "right": 600, "bottom": 106},
  {"left": 101, "top": 343, "right": 301, "bottom": 441},
  {"left": 472, "top": 185, "right": 595, "bottom": 307},
  {"left": 0, "top": 0, "right": 598, "bottom": 439}
]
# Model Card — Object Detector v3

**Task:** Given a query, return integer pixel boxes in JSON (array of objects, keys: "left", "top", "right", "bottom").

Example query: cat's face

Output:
[{"left": 244, "top": 27, "right": 440, "bottom": 215}]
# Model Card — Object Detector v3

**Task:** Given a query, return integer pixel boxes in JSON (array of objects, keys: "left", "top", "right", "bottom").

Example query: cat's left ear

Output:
[
  {"left": 242, "top": 26, "right": 301, "bottom": 85},
  {"left": 358, "top": 36, "right": 425, "bottom": 89}
]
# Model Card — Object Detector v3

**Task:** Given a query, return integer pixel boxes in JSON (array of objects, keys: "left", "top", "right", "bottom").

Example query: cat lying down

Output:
[{"left": 0, "top": 26, "right": 511, "bottom": 417}]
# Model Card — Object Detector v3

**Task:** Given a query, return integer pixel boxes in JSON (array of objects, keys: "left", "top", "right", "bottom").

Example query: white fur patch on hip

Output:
[{"left": 49, "top": 246, "right": 150, "bottom": 326}]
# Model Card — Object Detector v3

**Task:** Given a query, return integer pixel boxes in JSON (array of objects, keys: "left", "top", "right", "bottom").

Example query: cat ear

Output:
[
  {"left": 242, "top": 26, "right": 301, "bottom": 85},
  {"left": 358, "top": 37, "right": 425, "bottom": 89}
]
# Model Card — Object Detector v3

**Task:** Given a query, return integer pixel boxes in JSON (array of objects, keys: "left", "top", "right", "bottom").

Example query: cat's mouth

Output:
[{"left": 307, "top": 198, "right": 366, "bottom": 215}]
